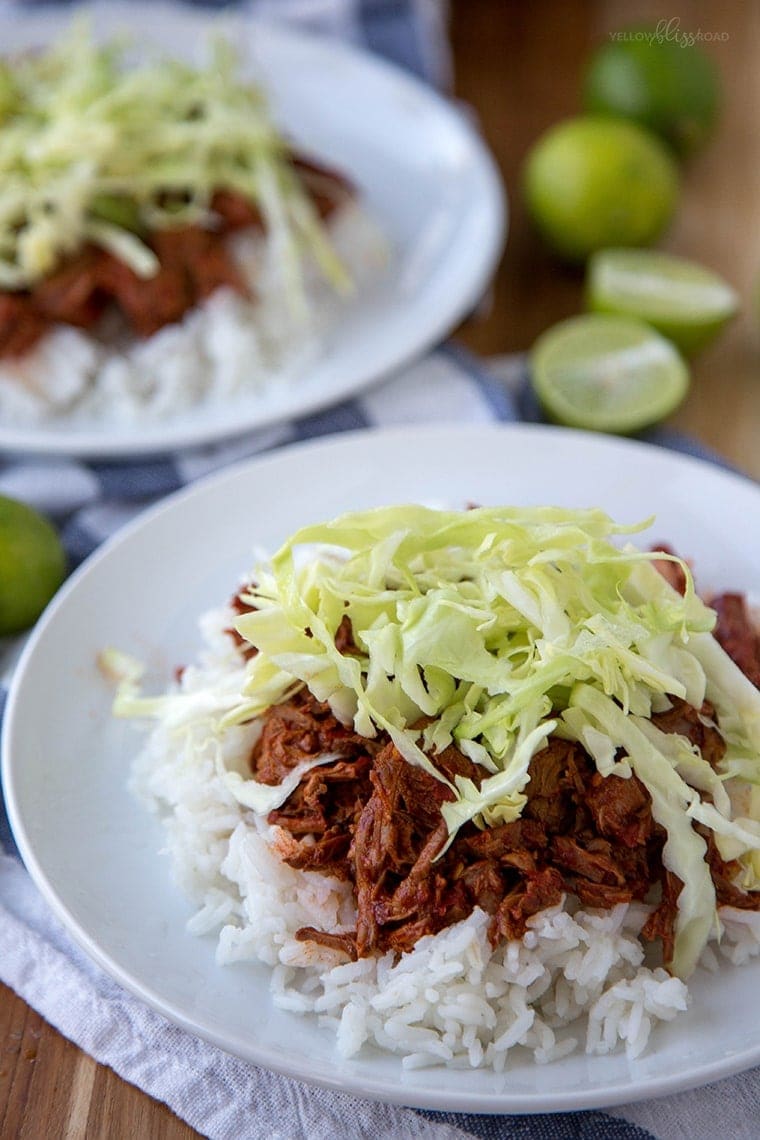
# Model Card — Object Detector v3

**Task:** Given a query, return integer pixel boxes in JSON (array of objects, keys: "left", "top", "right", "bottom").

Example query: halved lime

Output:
[
  {"left": 0, "top": 494, "right": 66, "bottom": 635},
  {"left": 587, "top": 248, "right": 738, "bottom": 354},
  {"left": 530, "top": 314, "right": 689, "bottom": 434}
]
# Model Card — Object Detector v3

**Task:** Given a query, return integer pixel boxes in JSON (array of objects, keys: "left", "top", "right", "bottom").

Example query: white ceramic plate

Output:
[
  {"left": 4, "top": 424, "right": 760, "bottom": 1114},
  {"left": 0, "top": 3, "right": 504, "bottom": 458}
]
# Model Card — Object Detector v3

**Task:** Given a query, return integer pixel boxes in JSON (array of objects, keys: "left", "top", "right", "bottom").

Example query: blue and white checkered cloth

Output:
[{"left": 0, "top": 4, "right": 757, "bottom": 1140}]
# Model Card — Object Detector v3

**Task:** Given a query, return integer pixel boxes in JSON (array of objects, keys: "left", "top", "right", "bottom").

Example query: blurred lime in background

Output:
[
  {"left": 530, "top": 313, "right": 690, "bottom": 433},
  {"left": 523, "top": 116, "right": 679, "bottom": 261},
  {"left": 583, "top": 32, "right": 721, "bottom": 157},
  {"left": 0, "top": 495, "right": 66, "bottom": 635},
  {"left": 587, "top": 248, "right": 739, "bottom": 354}
]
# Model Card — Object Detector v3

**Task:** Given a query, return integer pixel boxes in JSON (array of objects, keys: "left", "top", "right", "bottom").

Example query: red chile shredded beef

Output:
[
  {"left": 225, "top": 587, "right": 259, "bottom": 660},
  {"left": 650, "top": 545, "right": 760, "bottom": 686},
  {"left": 0, "top": 156, "right": 352, "bottom": 358},
  {"left": 233, "top": 600, "right": 760, "bottom": 969},
  {"left": 710, "top": 593, "right": 760, "bottom": 688}
]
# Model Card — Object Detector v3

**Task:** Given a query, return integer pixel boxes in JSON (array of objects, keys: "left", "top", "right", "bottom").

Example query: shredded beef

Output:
[
  {"left": 522, "top": 738, "right": 594, "bottom": 833},
  {"left": 584, "top": 770, "right": 653, "bottom": 847},
  {"left": 455, "top": 860, "right": 506, "bottom": 916},
  {"left": 641, "top": 869, "right": 682, "bottom": 964},
  {"left": 251, "top": 689, "right": 375, "bottom": 786},
  {"left": 351, "top": 742, "right": 457, "bottom": 955},
  {"left": 460, "top": 818, "right": 548, "bottom": 861},
  {"left": 250, "top": 632, "right": 759, "bottom": 970},
  {"left": 151, "top": 225, "right": 249, "bottom": 307},
  {"left": 277, "top": 702, "right": 740, "bottom": 968},
  {"left": 32, "top": 246, "right": 107, "bottom": 328},
  {"left": 283, "top": 726, "right": 664, "bottom": 960},
  {"left": 651, "top": 544, "right": 760, "bottom": 691},
  {"left": 98, "top": 246, "right": 194, "bottom": 338},
  {"left": 334, "top": 614, "right": 362, "bottom": 656},
  {"left": 552, "top": 835, "right": 628, "bottom": 886},
  {"left": 0, "top": 293, "right": 49, "bottom": 356},
  {"left": 225, "top": 586, "right": 258, "bottom": 659},
  {"left": 651, "top": 697, "right": 726, "bottom": 768},
  {"left": 294, "top": 926, "right": 359, "bottom": 960},
  {"left": 270, "top": 755, "right": 373, "bottom": 879},
  {"left": 710, "top": 593, "right": 760, "bottom": 688},
  {"left": 637, "top": 815, "right": 760, "bottom": 967},
  {"left": 210, "top": 189, "right": 263, "bottom": 232},
  {"left": 701, "top": 828, "right": 760, "bottom": 912},
  {"left": 265, "top": 690, "right": 760, "bottom": 971},
  {"left": 489, "top": 867, "right": 565, "bottom": 943}
]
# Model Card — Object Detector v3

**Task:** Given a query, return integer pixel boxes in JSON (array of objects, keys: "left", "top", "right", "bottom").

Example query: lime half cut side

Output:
[
  {"left": 530, "top": 314, "right": 690, "bottom": 434},
  {"left": 587, "top": 249, "right": 739, "bottom": 354}
]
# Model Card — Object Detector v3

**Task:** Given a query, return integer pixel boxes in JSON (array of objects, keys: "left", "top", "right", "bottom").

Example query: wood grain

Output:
[
  {"left": 0, "top": 982, "right": 196, "bottom": 1139},
  {"left": 1, "top": 2, "right": 757, "bottom": 1136},
  {"left": 451, "top": 0, "right": 760, "bottom": 477}
]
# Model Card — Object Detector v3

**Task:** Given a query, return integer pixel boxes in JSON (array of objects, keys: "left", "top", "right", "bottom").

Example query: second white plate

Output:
[
  {"left": 4, "top": 424, "right": 760, "bottom": 1114},
  {"left": 0, "top": 2, "right": 505, "bottom": 458}
]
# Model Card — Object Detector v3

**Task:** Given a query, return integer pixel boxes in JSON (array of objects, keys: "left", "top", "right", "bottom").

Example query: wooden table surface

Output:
[{"left": 1, "top": 2, "right": 758, "bottom": 1137}]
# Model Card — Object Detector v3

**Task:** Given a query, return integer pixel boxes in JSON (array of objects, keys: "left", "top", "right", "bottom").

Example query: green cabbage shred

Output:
[{"left": 0, "top": 19, "right": 350, "bottom": 296}]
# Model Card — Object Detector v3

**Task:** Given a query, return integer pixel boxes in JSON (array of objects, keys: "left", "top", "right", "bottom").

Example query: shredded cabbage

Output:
[
  {"left": 110, "top": 504, "right": 760, "bottom": 978},
  {"left": 0, "top": 19, "right": 350, "bottom": 297}
]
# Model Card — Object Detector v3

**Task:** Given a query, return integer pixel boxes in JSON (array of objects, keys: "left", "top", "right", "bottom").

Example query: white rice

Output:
[
  {"left": 129, "top": 602, "right": 760, "bottom": 1070},
  {"left": 0, "top": 201, "right": 387, "bottom": 425}
]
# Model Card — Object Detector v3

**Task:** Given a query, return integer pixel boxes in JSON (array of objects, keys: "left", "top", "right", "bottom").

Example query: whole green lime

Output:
[
  {"left": 523, "top": 116, "right": 679, "bottom": 262},
  {"left": 583, "top": 33, "right": 721, "bottom": 156},
  {"left": 0, "top": 495, "right": 66, "bottom": 635}
]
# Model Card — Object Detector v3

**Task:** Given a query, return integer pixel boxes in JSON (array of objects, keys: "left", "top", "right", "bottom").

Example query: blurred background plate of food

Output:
[{"left": 0, "top": 1, "right": 505, "bottom": 457}]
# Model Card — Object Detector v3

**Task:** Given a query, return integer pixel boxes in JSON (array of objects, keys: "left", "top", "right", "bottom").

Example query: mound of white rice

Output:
[
  {"left": 129, "top": 602, "right": 760, "bottom": 1070},
  {"left": 0, "top": 201, "right": 387, "bottom": 426}
]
